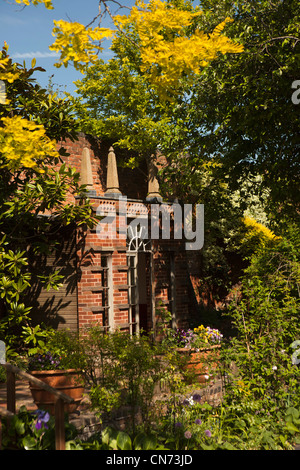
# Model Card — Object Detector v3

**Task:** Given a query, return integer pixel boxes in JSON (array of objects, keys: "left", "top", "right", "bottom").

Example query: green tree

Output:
[
  {"left": 73, "top": 1, "right": 283, "bottom": 303},
  {"left": 178, "top": 0, "right": 300, "bottom": 225},
  {"left": 225, "top": 223, "right": 300, "bottom": 409},
  {"left": 72, "top": 0, "right": 243, "bottom": 158},
  {"left": 73, "top": 0, "right": 299, "bottom": 227},
  {"left": 0, "top": 45, "right": 96, "bottom": 350}
]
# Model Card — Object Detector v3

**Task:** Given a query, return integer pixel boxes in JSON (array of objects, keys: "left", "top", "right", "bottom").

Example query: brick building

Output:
[{"left": 28, "top": 134, "right": 201, "bottom": 335}]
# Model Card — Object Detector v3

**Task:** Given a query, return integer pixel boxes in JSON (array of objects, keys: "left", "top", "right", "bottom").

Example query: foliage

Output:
[
  {"left": 3, "top": 397, "right": 300, "bottom": 450},
  {"left": 0, "top": 115, "right": 59, "bottom": 171},
  {"left": 22, "top": 327, "right": 87, "bottom": 371},
  {"left": 0, "top": 45, "right": 97, "bottom": 351},
  {"left": 223, "top": 225, "right": 300, "bottom": 410},
  {"left": 103, "top": 392, "right": 299, "bottom": 450},
  {"left": 227, "top": 215, "right": 281, "bottom": 258},
  {"left": 0, "top": 43, "right": 79, "bottom": 142},
  {"left": 113, "top": 0, "right": 243, "bottom": 97},
  {"left": 1, "top": 405, "right": 77, "bottom": 450},
  {"left": 72, "top": 0, "right": 243, "bottom": 156},
  {"left": 14, "top": 0, "right": 53, "bottom": 9},
  {"left": 27, "top": 352, "right": 61, "bottom": 371},
  {"left": 72, "top": 0, "right": 299, "bottom": 224},
  {"left": 50, "top": 20, "right": 113, "bottom": 72},
  {"left": 72, "top": 57, "right": 171, "bottom": 158},
  {"left": 178, "top": 0, "right": 300, "bottom": 223},
  {"left": 81, "top": 426, "right": 164, "bottom": 450},
  {"left": 0, "top": 239, "right": 32, "bottom": 349},
  {"left": 46, "top": 0, "right": 243, "bottom": 98},
  {"left": 6, "top": 310, "right": 300, "bottom": 450},
  {"left": 80, "top": 327, "right": 177, "bottom": 434}
]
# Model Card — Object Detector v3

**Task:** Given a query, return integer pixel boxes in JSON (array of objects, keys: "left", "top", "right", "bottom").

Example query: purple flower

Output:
[
  {"left": 184, "top": 431, "right": 192, "bottom": 439},
  {"left": 28, "top": 352, "right": 61, "bottom": 371},
  {"left": 204, "top": 429, "right": 212, "bottom": 438},
  {"left": 195, "top": 419, "right": 202, "bottom": 425},
  {"left": 175, "top": 422, "right": 183, "bottom": 428},
  {"left": 192, "top": 393, "right": 201, "bottom": 402},
  {"left": 33, "top": 409, "right": 50, "bottom": 430}
]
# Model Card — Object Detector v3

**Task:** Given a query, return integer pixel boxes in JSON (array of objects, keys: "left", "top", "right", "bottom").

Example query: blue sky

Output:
[{"left": 0, "top": 0, "right": 135, "bottom": 95}]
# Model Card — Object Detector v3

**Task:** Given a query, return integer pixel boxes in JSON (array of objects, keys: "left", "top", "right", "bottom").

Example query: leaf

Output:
[
  {"left": 279, "top": 435, "right": 291, "bottom": 449},
  {"left": 22, "top": 435, "right": 37, "bottom": 450},
  {"left": 286, "top": 422, "right": 300, "bottom": 434},
  {"left": 14, "top": 417, "right": 25, "bottom": 435},
  {"left": 36, "top": 183, "right": 43, "bottom": 193},
  {"left": 59, "top": 162, "right": 66, "bottom": 174},
  {"left": 220, "top": 441, "right": 237, "bottom": 450},
  {"left": 200, "top": 442, "right": 214, "bottom": 450},
  {"left": 286, "top": 407, "right": 300, "bottom": 419},
  {"left": 101, "top": 427, "right": 118, "bottom": 449},
  {"left": 134, "top": 432, "right": 157, "bottom": 450},
  {"left": 142, "top": 435, "right": 157, "bottom": 450},
  {"left": 116, "top": 431, "right": 132, "bottom": 450},
  {"left": 65, "top": 440, "right": 83, "bottom": 450}
]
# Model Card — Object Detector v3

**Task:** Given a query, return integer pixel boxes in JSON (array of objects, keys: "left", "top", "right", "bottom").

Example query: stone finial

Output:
[
  {"left": 146, "top": 154, "right": 162, "bottom": 202},
  {"left": 81, "top": 147, "right": 96, "bottom": 196},
  {"left": 105, "top": 146, "right": 122, "bottom": 197}
]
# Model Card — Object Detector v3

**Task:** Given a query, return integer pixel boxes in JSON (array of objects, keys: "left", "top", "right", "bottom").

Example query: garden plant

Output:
[{"left": 0, "top": 0, "right": 299, "bottom": 452}]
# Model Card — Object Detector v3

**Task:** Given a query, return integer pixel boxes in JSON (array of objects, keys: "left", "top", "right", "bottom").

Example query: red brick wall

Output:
[
  {"left": 75, "top": 198, "right": 193, "bottom": 332},
  {"left": 57, "top": 133, "right": 105, "bottom": 201},
  {"left": 53, "top": 133, "right": 196, "bottom": 332},
  {"left": 57, "top": 134, "right": 148, "bottom": 201}
]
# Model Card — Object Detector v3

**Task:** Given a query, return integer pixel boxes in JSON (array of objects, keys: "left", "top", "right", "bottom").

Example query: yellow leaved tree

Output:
[
  {"left": 14, "top": 0, "right": 54, "bottom": 9},
  {"left": 4, "top": 0, "right": 244, "bottom": 167},
  {"left": 0, "top": 49, "right": 20, "bottom": 84},
  {"left": 0, "top": 43, "right": 59, "bottom": 171},
  {"left": 47, "top": 0, "right": 243, "bottom": 95},
  {"left": 0, "top": 116, "right": 59, "bottom": 171},
  {"left": 114, "top": 0, "right": 243, "bottom": 94},
  {"left": 49, "top": 20, "right": 114, "bottom": 72}
]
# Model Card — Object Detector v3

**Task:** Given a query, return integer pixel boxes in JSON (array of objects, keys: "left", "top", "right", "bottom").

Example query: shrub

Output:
[
  {"left": 223, "top": 225, "right": 300, "bottom": 410},
  {"left": 81, "top": 327, "right": 177, "bottom": 434}
]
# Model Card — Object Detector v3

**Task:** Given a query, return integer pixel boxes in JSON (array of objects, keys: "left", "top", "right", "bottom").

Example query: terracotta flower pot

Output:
[
  {"left": 177, "top": 345, "right": 221, "bottom": 384},
  {"left": 29, "top": 369, "right": 84, "bottom": 415}
]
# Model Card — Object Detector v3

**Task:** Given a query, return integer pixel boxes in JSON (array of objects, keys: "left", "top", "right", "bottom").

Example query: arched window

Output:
[{"left": 127, "top": 222, "right": 151, "bottom": 252}]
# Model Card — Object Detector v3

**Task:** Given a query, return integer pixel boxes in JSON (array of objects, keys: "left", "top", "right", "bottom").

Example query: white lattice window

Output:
[
  {"left": 127, "top": 219, "right": 151, "bottom": 252},
  {"left": 127, "top": 253, "right": 139, "bottom": 335},
  {"left": 99, "top": 254, "right": 113, "bottom": 330}
]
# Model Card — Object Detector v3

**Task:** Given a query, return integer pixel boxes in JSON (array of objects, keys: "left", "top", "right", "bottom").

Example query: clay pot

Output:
[
  {"left": 29, "top": 369, "right": 84, "bottom": 415},
  {"left": 177, "top": 345, "right": 221, "bottom": 384}
]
